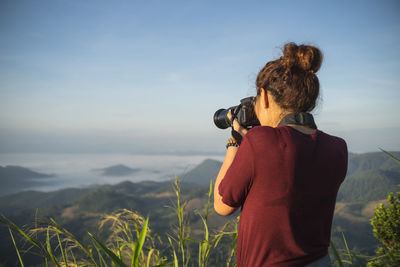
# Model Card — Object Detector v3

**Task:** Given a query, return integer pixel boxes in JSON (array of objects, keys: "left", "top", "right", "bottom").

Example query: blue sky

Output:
[{"left": 0, "top": 0, "right": 399, "bottom": 154}]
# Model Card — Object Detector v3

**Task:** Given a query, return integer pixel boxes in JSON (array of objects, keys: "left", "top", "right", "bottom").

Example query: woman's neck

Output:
[{"left": 262, "top": 109, "right": 292, "bottom": 127}]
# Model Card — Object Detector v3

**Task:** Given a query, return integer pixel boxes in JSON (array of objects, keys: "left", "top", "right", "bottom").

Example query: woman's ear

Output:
[{"left": 260, "top": 88, "right": 269, "bottom": 109}]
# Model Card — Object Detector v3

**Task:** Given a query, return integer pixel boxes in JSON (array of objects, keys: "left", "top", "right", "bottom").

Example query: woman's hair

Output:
[{"left": 256, "top": 42, "right": 323, "bottom": 112}]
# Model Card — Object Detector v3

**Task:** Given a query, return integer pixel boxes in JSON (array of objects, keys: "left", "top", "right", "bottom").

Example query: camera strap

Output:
[
  {"left": 230, "top": 104, "right": 244, "bottom": 145},
  {"left": 230, "top": 104, "right": 241, "bottom": 124},
  {"left": 278, "top": 112, "right": 317, "bottom": 129}
]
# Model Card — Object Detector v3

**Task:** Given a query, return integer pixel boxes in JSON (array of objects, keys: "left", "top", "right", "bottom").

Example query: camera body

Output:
[{"left": 213, "top": 97, "right": 260, "bottom": 129}]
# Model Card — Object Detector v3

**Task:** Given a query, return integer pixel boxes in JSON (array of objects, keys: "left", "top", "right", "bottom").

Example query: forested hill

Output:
[
  {"left": 337, "top": 151, "right": 400, "bottom": 202},
  {"left": 347, "top": 151, "right": 400, "bottom": 176}
]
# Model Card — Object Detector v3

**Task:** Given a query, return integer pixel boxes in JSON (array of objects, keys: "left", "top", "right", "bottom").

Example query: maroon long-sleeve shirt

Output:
[{"left": 219, "top": 125, "right": 348, "bottom": 267}]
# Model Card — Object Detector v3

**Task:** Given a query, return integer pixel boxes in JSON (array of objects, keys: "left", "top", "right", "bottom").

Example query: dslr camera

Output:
[{"left": 213, "top": 97, "right": 260, "bottom": 129}]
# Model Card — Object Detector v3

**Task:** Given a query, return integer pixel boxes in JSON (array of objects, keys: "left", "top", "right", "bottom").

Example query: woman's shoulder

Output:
[
  {"left": 317, "top": 129, "right": 347, "bottom": 147},
  {"left": 247, "top": 126, "right": 277, "bottom": 137},
  {"left": 244, "top": 126, "right": 281, "bottom": 145},
  {"left": 247, "top": 126, "right": 346, "bottom": 149},
  {"left": 247, "top": 125, "right": 298, "bottom": 137}
]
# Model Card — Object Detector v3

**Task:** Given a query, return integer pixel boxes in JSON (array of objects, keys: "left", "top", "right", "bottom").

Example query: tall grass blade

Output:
[
  {"left": 47, "top": 228, "right": 61, "bottom": 267},
  {"left": 48, "top": 218, "right": 98, "bottom": 266},
  {"left": 225, "top": 217, "right": 239, "bottom": 267},
  {"left": 204, "top": 181, "right": 213, "bottom": 221},
  {"left": 70, "top": 251, "right": 77, "bottom": 266},
  {"left": 330, "top": 240, "right": 344, "bottom": 267},
  {"left": 88, "top": 232, "right": 126, "bottom": 267},
  {"left": 133, "top": 216, "right": 149, "bottom": 267},
  {"left": 379, "top": 148, "right": 400, "bottom": 164},
  {"left": 199, "top": 215, "right": 209, "bottom": 266},
  {"left": 198, "top": 242, "right": 202, "bottom": 267},
  {"left": 146, "top": 248, "right": 154, "bottom": 267},
  {"left": 341, "top": 232, "right": 354, "bottom": 265},
  {"left": 1, "top": 215, "right": 42, "bottom": 249},
  {"left": 94, "top": 243, "right": 107, "bottom": 267},
  {"left": 173, "top": 176, "right": 189, "bottom": 267},
  {"left": 56, "top": 231, "right": 69, "bottom": 267},
  {"left": 9, "top": 228, "right": 25, "bottom": 267},
  {"left": 168, "top": 236, "right": 178, "bottom": 267},
  {"left": 213, "top": 232, "right": 225, "bottom": 249},
  {"left": 34, "top": 208, "right": 39, "bottom": 228}
]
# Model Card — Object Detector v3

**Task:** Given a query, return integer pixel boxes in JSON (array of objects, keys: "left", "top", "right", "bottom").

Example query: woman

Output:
[{"left": 214, "top": 43, "right": 348, "bottom": 267}]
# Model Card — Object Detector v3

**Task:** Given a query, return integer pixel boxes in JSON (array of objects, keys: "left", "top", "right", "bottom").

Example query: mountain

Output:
[
  {"left": 93, "top": 164, "right": 141, "bottom": 176},
  {"left": 347, "top": 152, "right": 400, "bottom": 176},
  {"left": 180, "top": 159, "right": 222, "bottom": 186},
  {"left": 0, "top": 166, "right": 55, "bottom": 196},
  {"left": 338, "top": 169, "right": 400, "bottom": 202},
  {"left": 0, "top": 187, "right": 92, "bottom": 216},
  {"left": 338, "top": 152, "right": 400, "bottom": 202}
]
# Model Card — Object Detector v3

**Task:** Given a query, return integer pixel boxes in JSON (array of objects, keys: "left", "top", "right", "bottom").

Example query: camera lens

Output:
[{"left": 213, "top": 109, "right": 231, "bottom": 129}]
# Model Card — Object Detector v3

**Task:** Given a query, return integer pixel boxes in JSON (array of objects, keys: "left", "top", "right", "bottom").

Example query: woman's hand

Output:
[{"left": 228, "top": 110, "right": 248, "bottom": 137}]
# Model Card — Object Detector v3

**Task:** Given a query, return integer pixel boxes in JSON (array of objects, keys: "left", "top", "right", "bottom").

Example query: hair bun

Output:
[{"left": 282, "top": 42, "right": 322, "bottom": 73}]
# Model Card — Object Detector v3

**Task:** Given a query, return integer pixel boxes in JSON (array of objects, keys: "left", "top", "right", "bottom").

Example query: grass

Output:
[{"left": 1, "top": 177, "right": 238, "bottom": 266}]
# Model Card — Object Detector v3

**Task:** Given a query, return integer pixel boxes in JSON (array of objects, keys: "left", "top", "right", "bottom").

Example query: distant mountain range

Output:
[
  {"left": 93, "top": 164, "right": 141, "bottom": 176},
  {"left": 0, "top": 165, "right": 55, "bottom": 196},
  {"left": 338, "top": 152, "right": 400, "bottom": 202},
  {"left": 1, "top": 151, "right": 399, "bottom": 200}
]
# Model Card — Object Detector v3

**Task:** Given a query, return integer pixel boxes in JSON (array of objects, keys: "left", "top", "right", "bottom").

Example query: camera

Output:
[{"left": 213, "top": 97, "right": 260, "bottom": 129}]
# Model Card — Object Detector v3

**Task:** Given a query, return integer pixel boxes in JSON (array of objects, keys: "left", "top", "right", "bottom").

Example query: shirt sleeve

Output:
[{"left": 218, "top": 135, "right": 255, "bottom": 208}]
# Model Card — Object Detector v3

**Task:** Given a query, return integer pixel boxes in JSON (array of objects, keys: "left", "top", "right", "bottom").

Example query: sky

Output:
[{"left": 0, "top": 0, "right": 399, "bottom": 154}]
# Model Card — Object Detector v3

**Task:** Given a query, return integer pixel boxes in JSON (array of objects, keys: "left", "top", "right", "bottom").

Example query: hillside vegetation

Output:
[{"left": 338, "top": 152, "right": 400, "bottom": 202}]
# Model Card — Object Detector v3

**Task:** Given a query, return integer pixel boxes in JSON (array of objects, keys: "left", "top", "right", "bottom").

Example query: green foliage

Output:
[
  {"left": 367, "top": 191, "right": 400, "bottom": 267},
  {"left": 371, "top": 192, "right": 400, "bottom": 249},
  {"left": 367, "top": 149, "right": 400, "bottom": 267}
]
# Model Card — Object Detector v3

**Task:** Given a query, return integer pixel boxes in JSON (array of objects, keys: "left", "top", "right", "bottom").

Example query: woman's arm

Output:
[
  {"left": 213, "top": 110, "right": 248, "bottom": 216},
  {"left": 213, "top": 146, "right": 239, "bottom": 216}
]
